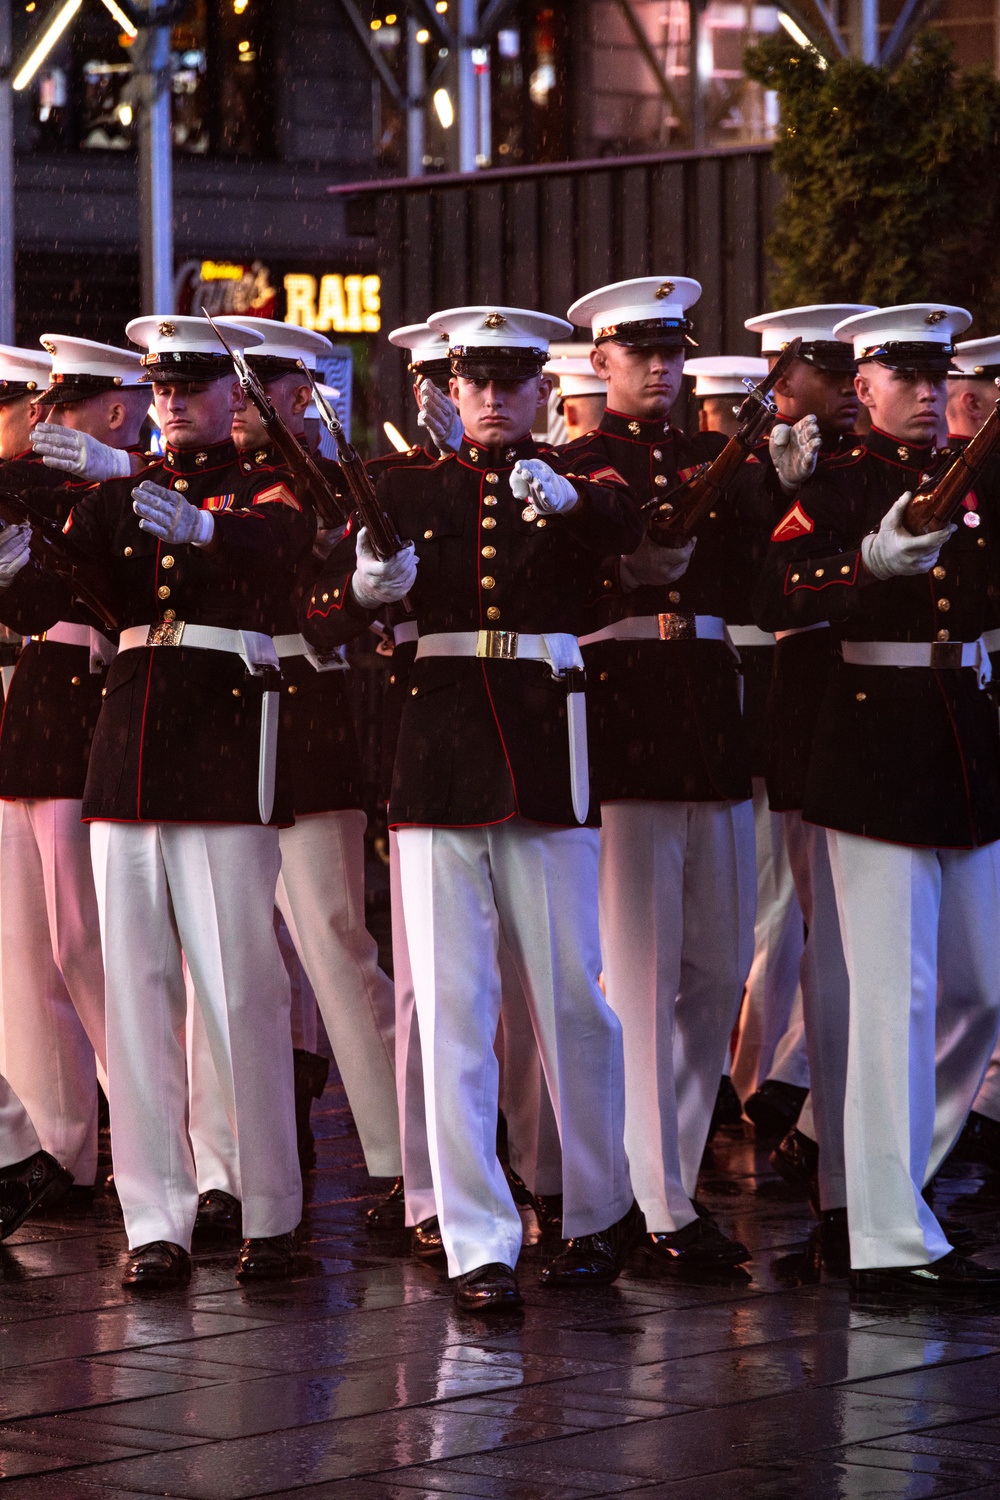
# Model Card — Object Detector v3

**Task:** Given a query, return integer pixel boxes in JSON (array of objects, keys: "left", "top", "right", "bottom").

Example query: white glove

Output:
[
  {"left": 132, "top": 480, "right": 215, "bottom": 548},
  {"left": 861, "top": 493, "right": 954, "bottom": 580},
  {"left": 620, "top": 533, "right": 696, "bottom": 590},
  {"left": 417, "top": 379, "right": 463, "bottom": 455},
  {"left": 351, "top": 527, "right": 417, "bottom": 609},
  {"left": 31, "top": 423, "right": 131, "bottom": 481},
  {"left": 510, "top": 459, "right": 578, "bottom": 515},
  {"left": 312, "top": 523, "right": 350, "bottom": 562},
  {"left": 0, "top": 524, "right": 32, "bottom": 590},
  {"left": 770, "top": 415, "right": 821, "bottom": 493}
]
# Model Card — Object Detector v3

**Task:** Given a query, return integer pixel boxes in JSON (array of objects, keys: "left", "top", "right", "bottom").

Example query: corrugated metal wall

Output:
[{"left": 339, "top": 144, "right": 778, "bottom": 444}]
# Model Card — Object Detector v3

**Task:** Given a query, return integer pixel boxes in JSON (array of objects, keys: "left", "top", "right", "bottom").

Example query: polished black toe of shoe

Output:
[
  {"left": 366, "top": 1176, "right": 406, "bottom": 1231},
  {"left": 743, "top": 1080, "right": 808, "bottom": 1141},
  {"left": 850, "top": 1250, "right": 1000, "bottom": 1296},
  {"left": 0, "top": 1150, "right": 73, "bottom": 1241},
  {"left": 453, "top": 1261, "right": 523, "bottom": 1312},
  {"left": 193, "top": 1189, "right": 243, "bottom": 1244},
  {"left": 643, "top": 1215, "right": 750, "bottom": 1272},
  {"left": 539, "top": 1199, "right": 645, "bottom": 1287},
  {"left": 769, "top": 1127, "right": 821, "bottom": 1212},
  {"left": 411, "top": 1215, "right": 446, "bottom": 1262},
  {"left": 534, "top": 1192, "right": 564, "bottom": 1241},
  {"left": 235, "top": 1232, "right": 298, "bottom": 1283},
  {"left": 122, "top": 1240, "right": 192, "bottom": 1290}
]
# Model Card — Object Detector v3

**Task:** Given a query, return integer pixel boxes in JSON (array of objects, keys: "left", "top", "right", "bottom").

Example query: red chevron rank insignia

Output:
[
  {"left": 771, "top": 501, "right": 815, "bottom": 542},
  {"left": 253, "top": 482, "right": 302, "bottom": 511},
  {"left": 590, "top": 465, "right": 626, "bottom": 486}
]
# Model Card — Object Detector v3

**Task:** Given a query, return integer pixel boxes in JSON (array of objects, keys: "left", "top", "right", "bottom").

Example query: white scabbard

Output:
[
  {"left": 566, "top": 669, "right": 589, "bottom": 825},
  {"left": 258, "top": 684, "right": 279, "bottom": 825}
]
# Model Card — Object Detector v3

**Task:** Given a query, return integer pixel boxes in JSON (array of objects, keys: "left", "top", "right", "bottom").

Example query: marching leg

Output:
[
  {"left": 390, "top": 829, "right": 436, "bottom": 1228},
  {"left": 277, "top": 811, "right": 401, "bottom": 1178},
  {"left": 163, "top": 823, "right": 301, "bottom": 1245},
  {"left": 397, "top": 824, "right": 521, "bottom": 1277},
  {"left": 827, "top": 830, "right": 950, "bottom": 1269}
]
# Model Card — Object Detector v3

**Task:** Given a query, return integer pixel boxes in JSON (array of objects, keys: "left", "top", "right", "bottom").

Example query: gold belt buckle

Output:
[
  {"left": 147, "top": 620, "right": 185, "bottom": 647},
  {"left": 477, "top": 629, "right": 519, "bottom": 660},
  {"left": 657, "top": 612, "right": 696, "bottom": 642},
  {"left": 930, "top": 641, "right": 963, "bottom": 669}
]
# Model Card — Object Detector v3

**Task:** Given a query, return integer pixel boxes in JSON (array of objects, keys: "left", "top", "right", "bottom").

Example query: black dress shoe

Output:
[
  {"left": 235, "top": 1231, "right": 297, "bottom": 1282},
  {"left": 193, "top": 1189, "right": 243, "bottom": 1244},
  {"left": 808, "top": 1207, "right": 851, "bottom": 1277},
  {"left": 706, "top": 1076, "right": 743, "bottom": 1141},
  {"left": 366, "top": 1176, "right": 406, "bottom": 1230},
  {"left": 293, "top": 1048, "right": 330, "bottom": 1173},
  {"left": 539, "top": 1199, "right": 645, "bottom": 1287},
  {"left": 453, "top": 1261, "right": 523, "bottom": 1312},
  {"left": 642, "top": 1215, "right": 750, "bottom": 1271},
  {"left": 770, "top": 1128, "right": 821, "bottom": 1212},
  {"left": 0, "top": 1151, "right": 73, "bottom": 1241},
  {"left": 743, "top": 1080, "right": 808, "bottom": 1140},
  {"left": 950, "top": 1110, "right": 1000, "bottom": 1173},
  {"left": 411, "top": 1215, "right": 446, "bottom": 1261},
  {"left": 534, "top": 1193, "right": 564, "bottom": 1240},
  {"left": 851, "top": 1250, "right": 1000, "bottom": 1296},
  {"left": 122, "top": 1240, "right": 191, "bottom": 1290}
]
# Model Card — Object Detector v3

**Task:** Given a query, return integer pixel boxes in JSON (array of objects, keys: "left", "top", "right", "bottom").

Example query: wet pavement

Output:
[{"left": 4, "top": 1075, "right": 1000, "bottom": 1498}]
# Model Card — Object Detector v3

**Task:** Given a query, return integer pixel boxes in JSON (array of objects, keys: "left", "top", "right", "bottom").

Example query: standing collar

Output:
[
  {"left": 457, "top": 433, "right": 537, "bottom": 470},
  {"left": 864, "top": 425, "right": 936, "bottom": 470},
  {"left": 599, "top": 408, "right": 674, "bottom": 442},
  {"left": 161, "top": 437, "right": 238, "bottom": 474}
]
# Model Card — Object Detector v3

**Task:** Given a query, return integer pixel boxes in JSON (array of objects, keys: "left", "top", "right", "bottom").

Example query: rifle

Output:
[
  {"left": 903, "top": 398, "right": 1000, "bottom": 535},
  {"left": 201, "top": 308, "right": 351, "bottom": 531},
  {"left": 0, "top": 488, "right": 119, "bottom": 632},
  {"left": 298, "top": 364, "right": 413, "bottom": 614},
  {"left": 646, "top": 336, "right": 803, "bottom": 546},
  {"left": 297, "top": 364, "right": 410, "bottom": 564}
]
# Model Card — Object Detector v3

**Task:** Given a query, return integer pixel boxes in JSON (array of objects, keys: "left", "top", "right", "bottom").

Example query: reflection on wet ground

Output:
[{"left": 3, "top": 1068, "right": 1000, "bottom": 1498}]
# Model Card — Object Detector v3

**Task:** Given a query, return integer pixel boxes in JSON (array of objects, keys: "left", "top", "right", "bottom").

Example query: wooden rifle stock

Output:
[
  {"left": 201, "top": 308, "right": 350, "bottom": 531},
  {"left": 903, "top": 401, "right": 1000, "bottom": 535},
  {"left": 0, "top": 488, "right": 119, "bottom": 632},
  {"left": 646, "top": 336, "right": 803, "bottom": 546}
]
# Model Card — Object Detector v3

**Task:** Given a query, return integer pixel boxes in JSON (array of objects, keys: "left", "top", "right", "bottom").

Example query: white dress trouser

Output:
[
  {"left": 0, "top": 799, "right": 107, "bottom": 1185},
  {"left": 90, "top": 821, "right": 302, "bottom": 1251},
  {"left": 731, "top": 780, "right": 808, "bottom": 1100},
  {"left": 599, "top": 799, "right": 756, "bottom": 1229},
  {"left": 390, "top": 830, "right": 563, "bottom": 1227},
  {"left": 0, "top": 1075, "right": 42, "bottom": 1169},
  {"left": 783, "top": 813, "right": 851, "bottom": 1209},
  {"left": 397, "top": 819, "right": 632, "bottom": 1277},
  {"left": 276, "top": 811, "right": 400, "bottom": 1177},
  {"left": 827, "top": 830, "right": 1000, "bottom": 1268}
]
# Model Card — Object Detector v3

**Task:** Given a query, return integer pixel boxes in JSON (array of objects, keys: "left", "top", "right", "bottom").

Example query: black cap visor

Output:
[
  {"left": 794, "top": 340, "right": 858, "bottom": 375},
  {"left": 595, "top": 317, "right": 695, "bottom": 350},
  {"left": 948, "top": 363, "right": 1000, "bottom": 380},
  {"left": 859, "top": 342, "right": 955, "bottom": 374},
  {"left": 141, "top": 351, "right": 236, "bottom": 384},
  {"left": 410, "top": 357, "right": 453, "bottom": 389},
  {"left": 450, "top": 346, "right": 546, "bottom": 382},
  {"left": 39, "top": 372, "right": 144, "bottom": 405},
  {"left": 245, "top": 354, "right": 309, "bottom": 381},
  {"left": 0, "top": 380, "right": 43, "bottom": 407}
]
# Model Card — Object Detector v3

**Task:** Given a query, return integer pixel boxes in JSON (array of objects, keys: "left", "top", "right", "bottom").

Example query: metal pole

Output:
[
  {"left": 688, "top": 0, "right": 704, "bottom": 147},
  {"left": 473, "top": 44, "right": 490, "bottom": 167},
  {"left": 860, "top": 0, "right": 878, "bottom": 60},
  {"left": 0, "top": 0, "right": 15, "bottom": 343},
  {"left": 406, "top": 15, "right": 425, "bottom": 178},
  {"left": 138, "top": 0, "right": 174, "bottom": 313},
  {"left": 457, "top": 0, "right": 477, "bottom": 172}
]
